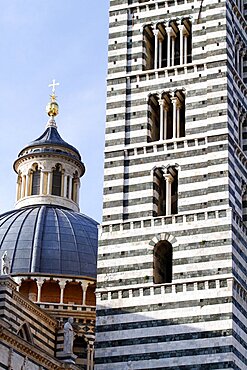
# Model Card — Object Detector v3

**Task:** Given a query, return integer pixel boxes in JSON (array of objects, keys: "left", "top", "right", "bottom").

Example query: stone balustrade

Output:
[
  {"left": 101, "top": 208, "right": 231, "bottom": 232},
  {"left": 97, "top": 277, "right": 233, "bottom": 302}
]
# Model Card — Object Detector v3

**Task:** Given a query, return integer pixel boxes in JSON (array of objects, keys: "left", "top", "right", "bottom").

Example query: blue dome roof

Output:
[
  {"left": 17, "top": 126, "right": 81, "bottom": 161},
  {"left": 0, "top": 205, "right": 98, "bottom": 278}
]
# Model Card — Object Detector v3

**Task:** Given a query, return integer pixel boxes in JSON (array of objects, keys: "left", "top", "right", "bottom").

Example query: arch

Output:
[
  {"left": 148, "top": 94, "right": 160, "bottom": 142},
  {"left": 86, "top": 284, "right": 96, "bottom": 306},
  {"left": 153, "top": 240, "right": 173, "bottom": 284},
  {"left": 40, "top": 280, "right": 60, "bottom": 303},
  {"left": 31, "top": 164, "right": 41, "bottom": 195},
  {"left": 153, "top": 166, "right": 178, "bottom": 216},
  {"left": 143, "top": 25, "right": 155, "bottom": 70},
  {"left": 19, "top": 279, "right": 38, "bottom": 302},
  {"left": 17, "top": 322, "right": 34, "bottom": 344},
  {"left": 64, "top": 281, "right": 83, "bottom": 305},
  {"left": 73, "top": 335, "right": 87, "bottom": 369},
  {"left": 149, "top": 232, "right": 179, "bottom": 249},
  {"left": 52, "top": 164, "right": 62, "bottom": 196}
]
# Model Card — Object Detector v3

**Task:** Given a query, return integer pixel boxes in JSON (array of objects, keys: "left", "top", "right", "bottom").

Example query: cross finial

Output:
[{"left": 48, "top": 79, "right": 60, "bottom": 95}]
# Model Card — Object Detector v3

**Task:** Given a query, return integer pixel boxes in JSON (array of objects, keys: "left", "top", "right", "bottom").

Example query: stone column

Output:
[
  {"left": 47, "top": 171, "right": 52, "bottom": 195},
  {"left": 63, "top": 175, "right": 68, "bottom": 197},
  {"left": 158, "top": 35, "right": 164, "bottom": 68},
  {"left": 159, "top": 99, "right": 164, "bottom": 141},
  {"left": 16, "top": 176, "right": 21, "bottom": 201},
  {"left": 25, "top": 173, "right": 30, "bottom": 196},
  {"left": 68, "top": 176, "right": 72, "bottom": 200},
  {"left": 59, "top": 281, "right": 66, "bottom": 304},
  {"left": 164, "top": 104, "right": 169, "bottom": 140},
  {"left": 82, "top": 281, "right": 89, "bottom": 305},
  {"left": 37, "top": 281, "right": 43, "bottom": 302},
  {"left": 166, "top": 27, "right": 172, "bottom": 67},
  {"left": 76, "top": 181, "right": 80, "bottom": 204},
  {"left": 154, "top": 29, "right": 159, "bottom": 69},
  {"left": 164, "top": 174, "right": 173, "bottom": 215},
  {"left": 184, "top": 34, "right": 188, "bottom": 64},
  {"left": 171, "top": 36, "right": 175, "bottom": 66},
  {"left": 171, "top": 96, "right": 178, "bottom": 139},
  {"left": 176, "top": 102, "right": 181, "bottom": 138},
  {"left": 40, "top": 171, "right": 44, "bottom": 195},
  {"left": 179, "top": 25, "right": 184, "bottom": 65},
  {"left": 21, "top": 175, "right": 26, "bottom": 198}
]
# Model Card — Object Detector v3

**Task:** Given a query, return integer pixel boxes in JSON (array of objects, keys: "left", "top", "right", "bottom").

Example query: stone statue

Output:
[
  {"left": 64, "top": 317, "right": 74, "bottom": 354},
  {"left": 1, "top": 251, "right": 10, "bottom": 275}
]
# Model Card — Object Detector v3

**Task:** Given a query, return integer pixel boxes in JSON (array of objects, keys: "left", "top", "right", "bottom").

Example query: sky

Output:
[{"left": 0, "top": 1, "right": 109, "bottom": 222}]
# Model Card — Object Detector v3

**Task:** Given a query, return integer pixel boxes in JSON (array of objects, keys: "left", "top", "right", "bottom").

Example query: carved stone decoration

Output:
[
  {"left": 63, "top": 317, "right": 75, "bottom": 354},
  {"left": 1, "top": 251, "right": 10, "bottom": 275},
  {"left": 21, "top": 356, "right": 29, "bottom": 370},
  {"left": 8, "top": 348, "right": 13, "bottom": 370}
]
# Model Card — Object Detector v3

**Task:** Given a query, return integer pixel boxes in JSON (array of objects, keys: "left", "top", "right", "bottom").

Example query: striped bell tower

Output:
[{"left": 95, "top": 0, "right": 247, "bottom": 368}]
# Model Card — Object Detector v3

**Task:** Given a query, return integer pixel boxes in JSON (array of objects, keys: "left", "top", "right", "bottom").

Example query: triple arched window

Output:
[
  {"left": 148, "top": 91, "right": 185, "bottom": 142},
  {"left": 143, "top": 19, "right": 192, "bottom": 71}
]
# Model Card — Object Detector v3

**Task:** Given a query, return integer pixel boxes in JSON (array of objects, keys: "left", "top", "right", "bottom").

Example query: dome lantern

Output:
[{"left": 13, "top": 82, "right": 85, "bottom": 212}]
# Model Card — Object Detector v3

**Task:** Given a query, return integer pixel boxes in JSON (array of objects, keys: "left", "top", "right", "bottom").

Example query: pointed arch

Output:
[{"left": 17, "top": 322, "right": 34, "bottom": 344}]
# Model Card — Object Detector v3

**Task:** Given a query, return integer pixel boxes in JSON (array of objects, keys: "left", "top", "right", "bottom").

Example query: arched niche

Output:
[
  {"left": 64, "top": 281, "right": 83, "bottom": 305},
  {"left": 40, "top": 280, "right": 60, "bottom": 303},
  {"left": 153, "top": 240, "right": 172, "bottom": 284},
  {"left": 17, "top": 322, "right": 34, "bottom": 344},
  {"left": 86, "top": 284, "right": 96, "bottom": 306},
  {"left": 19, "top": 279, "right": 38, "bottom": 302}
]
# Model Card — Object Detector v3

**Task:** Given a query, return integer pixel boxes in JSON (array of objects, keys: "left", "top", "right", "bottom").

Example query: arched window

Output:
[
  {"left": 143, "top": 26, "right": 155, "bottom": 70},
  {"left": 86, "top": 284, "right": 96, "bottom": 306},
  {"left": 153, "top": 166, "right": 178, "bottom": 216},
  {"left": 148, "top": 94, "right": 160, "bottom": 142},
  {"left": 52, "top": 164, "right": 62, "bottom": 196},
  {"left": 153, "top": 240, "right": 172, "bottom": 284},
  {"left": 31, "top": 165, "right": 40, "bottom": 195}
]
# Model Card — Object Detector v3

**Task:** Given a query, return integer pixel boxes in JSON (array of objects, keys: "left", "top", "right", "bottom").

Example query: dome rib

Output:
[
  {"left": 11, "top": 208, "right": 34, "bottom": 273},
  {"left": 58, "top": 208, "right": 80, "bottom": 275},
  {"left": 30, "top": 206, "right": 45, "bottom": 273}
]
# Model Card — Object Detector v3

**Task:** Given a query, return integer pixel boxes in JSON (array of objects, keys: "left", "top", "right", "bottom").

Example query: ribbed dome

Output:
[
  {"left": 17, "top": 126, "right": 81, "bottom": 160},
  {"left": 0, "top": 205, "right": 98, "bottom": 278}
]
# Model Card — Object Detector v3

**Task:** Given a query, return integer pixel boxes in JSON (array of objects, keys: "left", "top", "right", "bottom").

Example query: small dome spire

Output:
[{"left": 46, "top": 79, "right": 60, "bottom": 128}]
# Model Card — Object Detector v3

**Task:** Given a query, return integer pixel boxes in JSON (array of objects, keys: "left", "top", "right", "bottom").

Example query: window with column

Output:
[
  {"left": 143, "top": 19, "right": 192, "bottom": 71},
  {"left": 153, "top": 166, "right": 178, "bottom": 217},
  {"left": 235, "top": 35, "right": 246, "bottom": 79},
  {"left": 31, "top": 165, "right": 41, "bottom": 195},
  {"left": 153, "top": 240, "right": 172, "bottom": 284},
  {"left": 52, "top": 164, "right": 62, "bottom": 196},
  {"left": 148, "top": 90, "right": 185, "bottom": 142}
]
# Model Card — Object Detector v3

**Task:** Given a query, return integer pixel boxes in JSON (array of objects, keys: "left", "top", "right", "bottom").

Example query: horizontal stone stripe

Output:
[
  {"left": 95, "top": 345, "right": 232, "bottom": 365},
  {"left": 96, "top": 328, "right": 232, "bottom": 349},
  {"left": 97, "top": 267, "right": 232, "bottom": 288},
  {"left": 96, "top": 296, "right": 232, "bottom": 318}
]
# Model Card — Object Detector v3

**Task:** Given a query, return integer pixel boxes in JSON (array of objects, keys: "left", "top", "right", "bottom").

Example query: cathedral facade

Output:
[{"left": 95, "top": 0, "right": 247, "bottom": 369}]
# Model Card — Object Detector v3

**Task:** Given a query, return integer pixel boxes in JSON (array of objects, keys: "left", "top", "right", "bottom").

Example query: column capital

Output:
[{"left": 163, "top": 173, "right": 174, "bottom": 183}]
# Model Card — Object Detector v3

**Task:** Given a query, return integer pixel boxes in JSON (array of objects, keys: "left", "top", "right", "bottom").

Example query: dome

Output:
[
  {"left": 16, "top": 125, "right": 81, "bottom": 162},
  {"left": 0, "top": 205, "right": 98, "bottom": 278}
]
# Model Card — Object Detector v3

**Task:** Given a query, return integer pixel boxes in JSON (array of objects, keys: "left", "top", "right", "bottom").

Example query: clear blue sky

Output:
[{"left": 0, "top": 1, "right": 109, "bottom": 222}]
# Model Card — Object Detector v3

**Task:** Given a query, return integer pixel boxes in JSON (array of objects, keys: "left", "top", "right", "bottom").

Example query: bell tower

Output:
[{"left": 95, "top": 0, "right": 247, "bottom": 368}]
